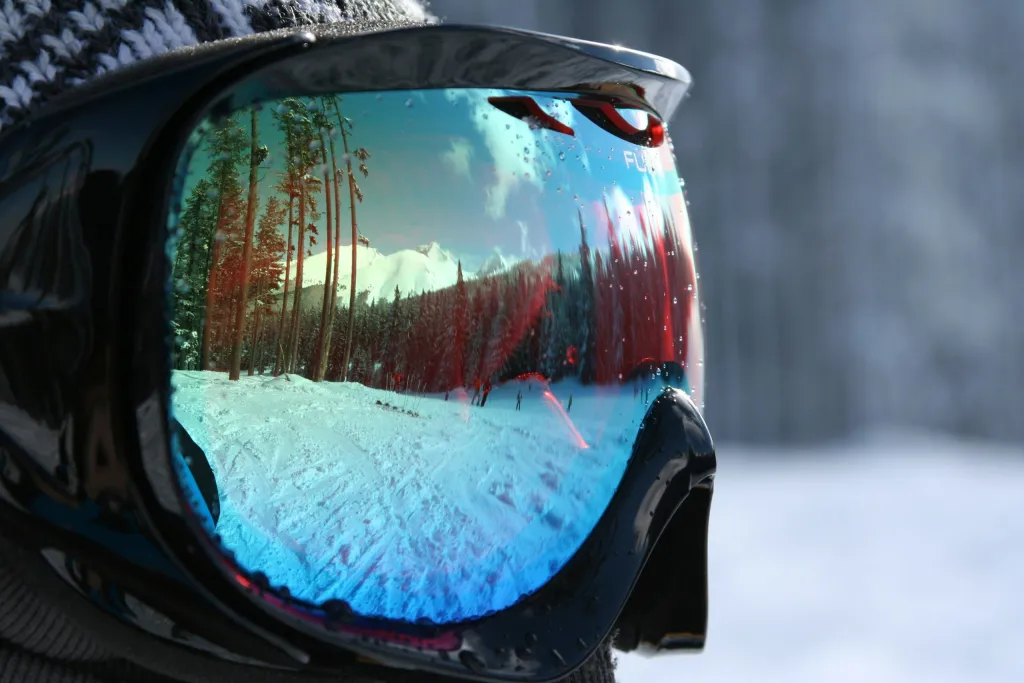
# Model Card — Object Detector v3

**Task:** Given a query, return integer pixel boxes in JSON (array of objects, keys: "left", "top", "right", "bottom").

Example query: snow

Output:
[
  {"left": 170, "top": 370, "right": 658, "bottom": 623},
  {"left": 476, "top": 246, "right": 519, "bottom": 277},
  {"left": 289, "top": 240, "right": 521, "bottom": 304},
  {"left": 618, "top": 433, "right": 1024, "bottom": 683},
  {"left": 292, "top": 240, "right": 464, "bottom": 303},
  {"left": 169, "top": 371, "right": 1024, "bottom": 680}
]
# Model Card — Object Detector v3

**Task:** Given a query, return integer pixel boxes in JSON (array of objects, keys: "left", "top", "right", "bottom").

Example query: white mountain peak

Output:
[
  {"left": 477, "top": 246, "right": 519, "bottom": 277},
  {"left": 414, "top": 241, "right": 453, "bottom": 262},
  {"left": 286, "top": 241, "right": 466, "bottom": 302}
]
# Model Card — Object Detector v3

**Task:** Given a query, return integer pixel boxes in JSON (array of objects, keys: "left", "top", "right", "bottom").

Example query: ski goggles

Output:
[{"left": 0, "top": 23, "right": 716, "bottom": 683}]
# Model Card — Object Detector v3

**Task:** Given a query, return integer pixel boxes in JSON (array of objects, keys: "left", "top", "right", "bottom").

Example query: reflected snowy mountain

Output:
[
  {"left": 283, "top": 241, "right": 524, "bottom": 304},
  {"left": 284, "top": 241, "right": 469, "bottom": 305},
  {"left": 476, "top": 247, "right": 519, "bottom": 278}
]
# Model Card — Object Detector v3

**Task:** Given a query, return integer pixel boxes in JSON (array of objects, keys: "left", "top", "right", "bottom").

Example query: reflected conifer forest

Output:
[{"left": 167, "top": 88, "right": 705, "bottom": 622}]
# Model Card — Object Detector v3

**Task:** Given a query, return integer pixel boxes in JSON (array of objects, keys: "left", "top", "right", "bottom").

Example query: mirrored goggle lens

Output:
[{"left": 166, "top": 88, "right": 705, "bottom": 624}]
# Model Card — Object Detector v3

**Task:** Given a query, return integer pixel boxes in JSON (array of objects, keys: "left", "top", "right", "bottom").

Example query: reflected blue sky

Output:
[{"left": 182, "top": 88, "right": 687, "bottom": 273}]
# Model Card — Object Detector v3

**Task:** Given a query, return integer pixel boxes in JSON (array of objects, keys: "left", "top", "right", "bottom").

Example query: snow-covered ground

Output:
[
  {"left": 170, "top": 371, "right": 1024, "bottom": 681},
  {"left": 618, "top": 433, "right": 1024, "bottom": 683},
  {"left": 171, "top": 370, "right": 657, "bottom": 622}
]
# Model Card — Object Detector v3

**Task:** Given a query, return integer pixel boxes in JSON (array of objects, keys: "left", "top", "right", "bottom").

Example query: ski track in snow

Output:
[{"left": 171, "top": 370, "right": 654, "bottom": 622}]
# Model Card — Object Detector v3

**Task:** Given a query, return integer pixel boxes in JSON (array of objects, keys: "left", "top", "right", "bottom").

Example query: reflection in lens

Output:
[{"left": 166, "top": 89, "right": 704, "bottom": 623}]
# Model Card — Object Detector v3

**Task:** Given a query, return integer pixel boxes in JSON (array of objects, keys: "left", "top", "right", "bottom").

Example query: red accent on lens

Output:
[
  {"left": 487, "top": 96, "right": 576, "bottom": 136},
  {"left": 334, "top": 624, "right": 462, "bottom": 652},
  {"left": 572, "top": 100, "right": 666, "bottom": 147}
]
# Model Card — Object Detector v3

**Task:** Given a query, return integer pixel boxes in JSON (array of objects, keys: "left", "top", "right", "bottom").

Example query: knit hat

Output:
[{"left": 0, "top": 0, "right": 435, "bottom": 133}]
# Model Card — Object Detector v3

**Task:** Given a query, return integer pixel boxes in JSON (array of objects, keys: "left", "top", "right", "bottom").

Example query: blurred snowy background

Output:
[{"left": 426, "top": 2, "right": 1024, "bottom": 681}]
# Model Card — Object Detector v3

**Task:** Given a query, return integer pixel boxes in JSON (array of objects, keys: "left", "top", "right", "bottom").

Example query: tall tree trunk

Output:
[
  {"left": 184, "top": 193, "right": 204, "bottom": 288},
  {"left": 330, "top": 138, "right": 343, "bottom": 314},
  {"left": 248, "top": 276, "right": 263, "bottom": 376},
  {"left": 273, "top": 190, "right": 295, "bottom": 375},
  {"left": 255, "top": 301, "right": 268, "bottom": 375},
  {"left": 336, "top": 102, "right": 360, "bottom": 382},
  {"left": 200, "top": 187, "right": 231, "bottom": 371},
  {"left": 325, "top": 99, "right": 345, "bottom": 379},
  {"left": 313, "top": 120, "right": 335, "bottom": 382},
  {"left": 288, "top": 181, "right": 308, "bottom": 373},
  {"left": 229, "top": 108, "right": 261, "bottom": 380},
  {"left": 176, "top": 193, "right": 205, "bottom": 371}
]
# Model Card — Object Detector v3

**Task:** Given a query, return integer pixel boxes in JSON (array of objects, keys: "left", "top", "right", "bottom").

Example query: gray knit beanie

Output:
[
  {"left": 0, "top": 2, "right": 619, "bottom": 682},
  {"left": 0, "top": 0, "right": 435, "bottom": 131}
]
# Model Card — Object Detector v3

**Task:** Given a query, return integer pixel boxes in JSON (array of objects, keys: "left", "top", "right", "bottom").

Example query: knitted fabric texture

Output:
[{"left": 0, "top": 0, "right": 435, "bottom": 132}]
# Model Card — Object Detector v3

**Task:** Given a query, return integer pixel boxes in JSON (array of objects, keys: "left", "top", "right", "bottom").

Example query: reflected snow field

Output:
[
  {"left": 619, "top": 435, "right": 1024, "bottom": 683},
  {"left": 171, "top": 370, "right": 658, "bottom": 622}
]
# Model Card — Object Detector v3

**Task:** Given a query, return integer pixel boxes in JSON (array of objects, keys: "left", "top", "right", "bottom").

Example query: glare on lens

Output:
[{"left": 167, "top": 89, "right": 703, "bottom": 624}]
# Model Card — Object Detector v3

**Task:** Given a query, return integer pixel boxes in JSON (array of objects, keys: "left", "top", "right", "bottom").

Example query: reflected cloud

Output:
[
  {"left": 444, "top": 88, "right": 580, "bottom": 219},
  {"left": 442, "top": 138, "right": 474, "bottom": 180},
  {"left": 517, "top": 220, "right": 530, "bottom": 257}
]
